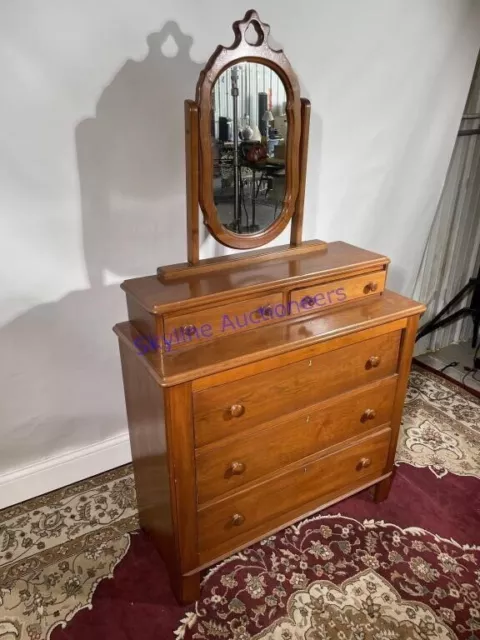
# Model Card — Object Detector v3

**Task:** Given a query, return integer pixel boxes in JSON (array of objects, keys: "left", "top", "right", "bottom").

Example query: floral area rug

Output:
[
  {"left": 0, "top": 466, "right": 138, "bottom": 640},
  {"left": 177, "top": 516, "right": 478, "bottom": 640},
  {"left": 0, "top": 365, "right": 478, "bottom": 640},
  {"left": 397, "top": 366, "right": 479, "bottom": 479}
]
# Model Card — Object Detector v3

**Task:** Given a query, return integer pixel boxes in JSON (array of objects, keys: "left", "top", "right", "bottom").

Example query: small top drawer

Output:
[
  {"left": 193, "top": 329, "right": 401, "bottom": 446},
  {"left": 163, "top": 291, "right": 284, "bottom": 349},
  {"left": 288, "top": 270, "right": 386, "bottom": 317}
]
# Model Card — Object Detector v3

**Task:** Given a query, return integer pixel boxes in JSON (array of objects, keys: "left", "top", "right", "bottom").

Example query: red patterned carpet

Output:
[
  {"left": 1, "top": 366, "right": 479, "bottom": 639},
  {"left": 48, "top": 463, "right": 479, "bottom": 640}
]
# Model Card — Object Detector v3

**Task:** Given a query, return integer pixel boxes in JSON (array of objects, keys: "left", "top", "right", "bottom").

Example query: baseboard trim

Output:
[{"left": 0, "top": 433, "right": 132, "bottom": 510}]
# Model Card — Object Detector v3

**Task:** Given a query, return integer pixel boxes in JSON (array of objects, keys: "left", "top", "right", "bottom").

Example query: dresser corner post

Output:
[
  {"left": 376, "top": 314, "right": 420, "bottom": 501},
  {"left": 164, "top": 382, "right": 201, "bottom": 604},
  {"left": 373, "top": 471, "right": 395, "bottom": 503},
  {"left": 172, "top": 571, "right": 201, "bottom": 606},
  {"left": 117, "top": 342, "right": 200, "bottom": 603}
]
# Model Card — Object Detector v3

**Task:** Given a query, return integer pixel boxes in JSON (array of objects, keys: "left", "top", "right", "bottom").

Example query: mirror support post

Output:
[
  {"left": 185, "top": 100, "right": 200, "bottom": 265},
  {"left": 290, "top": 98, "right": 311, "bottom": 247}
]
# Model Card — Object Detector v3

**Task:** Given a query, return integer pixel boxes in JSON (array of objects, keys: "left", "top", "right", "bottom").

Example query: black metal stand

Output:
[{"left": 416, "top": 262, "right": 480, "bottom": 347}]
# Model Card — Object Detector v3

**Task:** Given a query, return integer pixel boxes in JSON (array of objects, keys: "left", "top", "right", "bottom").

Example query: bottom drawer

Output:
[{"left": 198, "top": 429, "right": 390, "bottom": 556}]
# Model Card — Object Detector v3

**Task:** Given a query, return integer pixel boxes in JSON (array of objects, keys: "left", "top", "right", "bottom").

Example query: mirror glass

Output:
[{"left": 211, "top": 62, "right": 288, "bottom": 234}]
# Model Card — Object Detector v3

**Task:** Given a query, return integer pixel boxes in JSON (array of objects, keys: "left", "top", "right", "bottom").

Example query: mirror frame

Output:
[{"left": 195, "top": 10, "right": 302, "bottom": 249}]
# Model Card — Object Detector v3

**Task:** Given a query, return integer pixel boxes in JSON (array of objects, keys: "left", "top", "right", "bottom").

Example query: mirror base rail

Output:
[{"left": 157, "top": 239, "right": 327, "bottom": 282}]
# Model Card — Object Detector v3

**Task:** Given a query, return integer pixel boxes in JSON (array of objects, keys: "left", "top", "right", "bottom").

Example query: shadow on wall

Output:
[
  {"left": 78, "top": 21, "right": 205, "bottom": 283},
  {"left": 304, "top": 110, "right": 322, "bottom": 241},
  {"left": 0, "top": 22, "right": 205, "bottom": 475}
]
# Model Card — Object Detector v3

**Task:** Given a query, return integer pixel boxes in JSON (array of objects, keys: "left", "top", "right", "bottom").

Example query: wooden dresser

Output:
[
  {"left": 114, "top": 241, "right": 425, "bottom": 602},
  {"left": 113, "top": 10, "right": 425, "bottom": 603}
]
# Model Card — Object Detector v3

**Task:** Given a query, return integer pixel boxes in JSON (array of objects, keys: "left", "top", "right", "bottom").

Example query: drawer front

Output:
[
  {"left": 288, "top": 270, "right": 386, "bottom": 317},
  {"left": 198, "top": 429, "right": 390, "bottom": 555},
  {"left": 163, "top": 292, "right": 284, "bottom": 349},
  {"left": 196, "top": 377, "right": 396, "bottom": 503},
  {"left": 193, "top": 330, "right": 401, "bottom": 446}
]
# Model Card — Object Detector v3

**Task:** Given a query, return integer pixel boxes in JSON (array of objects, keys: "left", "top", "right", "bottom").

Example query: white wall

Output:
[{"left": 1, "top": 0, "right": 479, "bottom": 507}]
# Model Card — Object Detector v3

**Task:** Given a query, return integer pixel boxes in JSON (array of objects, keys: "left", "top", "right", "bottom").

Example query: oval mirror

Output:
[
  {"left": 212, "top": 62, "right": 288, "bottom": 235},
  {"left": 195, "top": 10, "right": 302, "bottom": 250}
]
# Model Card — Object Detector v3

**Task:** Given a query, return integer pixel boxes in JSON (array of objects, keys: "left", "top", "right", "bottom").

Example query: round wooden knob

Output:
[
  {"left": 356, "top": 457, "right": 372, "bottom": 471},
  {"left": 364, "top": 281, "right": 379, "bottom": 293},
  {"left": 229, "top": 404, "right": 245, "bottom": 418},
  {"left": 366, "top": 355, "right": 381, "bottom": 369},
  {"left": 301, "top": 296, "right": 315, "bottom": 309},
  {"left": 361, "top": 409, "right": 377, "bottom": 422},
  {"left": 228, "top": 461, "right": 246, "bottom": 475},
  {"left": 231, "top": 513, "right": 245, "bottom": 527},
  {"left": 262, "top": 305, "right": 274, "bottom": 318},
  {"left": 182, "top": 324, "right": 196, "bottom": 337}
]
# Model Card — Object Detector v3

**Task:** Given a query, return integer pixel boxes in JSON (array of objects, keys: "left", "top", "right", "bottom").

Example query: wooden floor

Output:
[{"left": 415, "top": 340, "right": 480, "bottom": 396}]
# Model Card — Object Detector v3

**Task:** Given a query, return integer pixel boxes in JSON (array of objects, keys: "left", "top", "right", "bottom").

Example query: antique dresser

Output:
[{"left": 114, "top": 10, "right": 425, "bottom": 603}]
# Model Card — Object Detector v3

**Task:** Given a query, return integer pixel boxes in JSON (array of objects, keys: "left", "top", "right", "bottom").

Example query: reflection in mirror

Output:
[{"left": 212, "top": 62, "right": 288, "bottom": 234}]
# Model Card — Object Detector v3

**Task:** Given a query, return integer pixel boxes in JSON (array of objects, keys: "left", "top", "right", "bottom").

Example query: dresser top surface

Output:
[
  {"left": 121, "top": 241, "right": 389, "bottom": 314},
  {"left": 114, "top": 290, "right": 425, "bottom": 386}
]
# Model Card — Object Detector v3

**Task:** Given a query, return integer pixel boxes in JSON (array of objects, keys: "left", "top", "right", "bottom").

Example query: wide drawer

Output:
[
  {"left": 163, "top": 291, "right": 284, "bottom": 349},
  {"left": 198, "top": 429, "right": 391, "bottom": 555},
  {"left": 196, "top": 376, "right": 396, "bottom": 503},
  {"left": 193, "top": 329, "right": 401, "bottom": 446},
  {"left": 288, "top": 270, "right": 386, "bottom": 317}
]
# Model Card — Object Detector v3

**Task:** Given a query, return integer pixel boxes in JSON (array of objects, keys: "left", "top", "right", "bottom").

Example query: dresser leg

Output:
[
  {"left": 174, "top": 572, "right": 201, "bottom": 605},
  {"left": 374, "top": 474, "right": 394, "bottom": 503}
]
